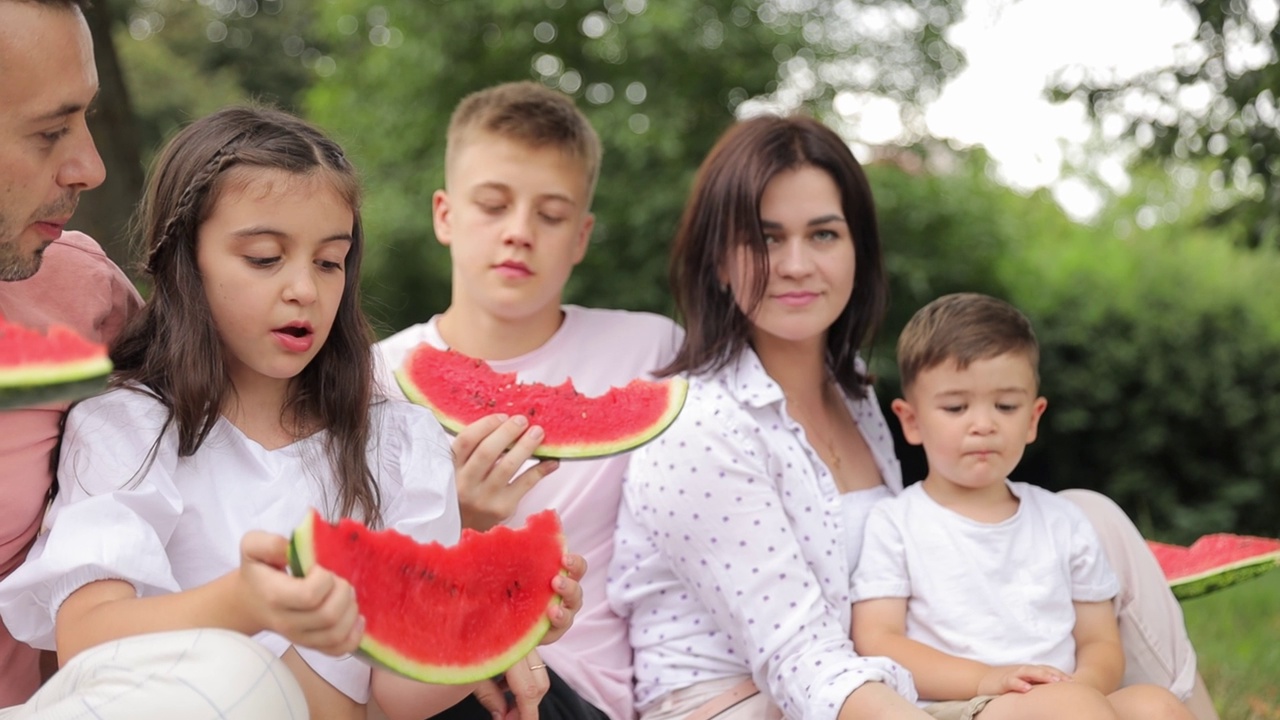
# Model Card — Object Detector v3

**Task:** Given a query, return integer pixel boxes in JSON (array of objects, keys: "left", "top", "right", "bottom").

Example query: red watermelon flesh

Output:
[
  {"left": 289, "top": 509, "right": 565, "bottom": 684},
  {"left": 395, "top": 344, "right": 688, "bottom": 459},
  {"left": 1147, "top": 533, "right": 1280, "bottom": 600},
  {"left": 0, "top": 314, "right": 112, "bottom": 409}
]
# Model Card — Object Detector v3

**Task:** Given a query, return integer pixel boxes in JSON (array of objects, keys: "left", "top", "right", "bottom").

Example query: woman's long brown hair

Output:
[{"left": 111, "top": 106, "right": 382, "bottom": 526}]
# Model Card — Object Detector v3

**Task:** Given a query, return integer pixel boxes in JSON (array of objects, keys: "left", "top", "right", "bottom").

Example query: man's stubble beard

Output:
[
  {"left": 0, "top": 235, "right": 48, "bottom": 281},
  {"left": 0, "top": 193, "right": 78, "bottom": 281}
]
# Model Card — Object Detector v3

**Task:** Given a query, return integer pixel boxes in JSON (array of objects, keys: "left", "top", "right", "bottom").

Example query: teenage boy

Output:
[
  {"left": 375, "top": 81, "right": 683, "bottom": 720},
  {"left": 850, "top": 293, "right": 1194, "bottom": 720}
]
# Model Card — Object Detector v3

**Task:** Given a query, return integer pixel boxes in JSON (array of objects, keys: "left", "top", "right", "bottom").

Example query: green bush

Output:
[
  {"left": 867, "top": 157, "right": 1280, "bottom": 542},
  {"left": 1003, "top": 230, "right": 1280, "bottom": 542}
]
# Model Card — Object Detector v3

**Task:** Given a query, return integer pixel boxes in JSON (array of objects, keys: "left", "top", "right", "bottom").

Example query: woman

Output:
[{"left": 607, "top": 115, "right": 1212, "bottom": 720}]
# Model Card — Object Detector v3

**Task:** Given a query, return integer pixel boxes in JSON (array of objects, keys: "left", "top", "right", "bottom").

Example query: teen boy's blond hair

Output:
[{"left": 445, "top": 81, "right": 603, "bottom": 203}]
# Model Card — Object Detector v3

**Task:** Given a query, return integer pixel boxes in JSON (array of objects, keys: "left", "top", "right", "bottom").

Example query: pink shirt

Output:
[
  {"left": 376, "top": 305, "right": 683, "bottom": 720},
  {"left": 0, "top": 231, "right": 141, "bottom": 707}
]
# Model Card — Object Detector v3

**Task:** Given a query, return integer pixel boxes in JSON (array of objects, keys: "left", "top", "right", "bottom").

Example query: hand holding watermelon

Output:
[
  {"left": 288, "top": 509, "right": 571, "bottom": 685},
  {"left": 239, "top": 530, "right": 365, "bottom": 658},
  {"left": 451, "top": 412, "right": 562, "bottom": 531}
]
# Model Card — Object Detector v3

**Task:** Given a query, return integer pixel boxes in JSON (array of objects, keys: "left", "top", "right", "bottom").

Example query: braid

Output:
[{"left": 145, "top": 145, "right": 241, "bottom": 275}]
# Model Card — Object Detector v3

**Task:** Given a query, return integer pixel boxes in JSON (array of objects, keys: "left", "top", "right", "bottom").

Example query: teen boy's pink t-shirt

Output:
[
  {"left": 376, "top": 305, "right": 683, "bottom": 720},
  {"left": 0, "top": 231, "right": 142, "bottom": 707}
]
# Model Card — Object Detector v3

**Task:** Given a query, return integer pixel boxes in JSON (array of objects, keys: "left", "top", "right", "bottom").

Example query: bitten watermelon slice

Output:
[
  {"left": 289, "top": 508, "right": 565, "bottom": 684},
  {"left": 395, "top": 344, "right": 688, "bottom": 459},
  {"left": 1147, "top": 533, "right": 1280, "bottom": 600},
  {"left": 0, "top": 315, "right": 112, "bottom": 410}
]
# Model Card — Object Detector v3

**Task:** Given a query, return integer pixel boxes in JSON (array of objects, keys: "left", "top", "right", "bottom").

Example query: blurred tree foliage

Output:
[
  {"left": 1004, "top": 212, "right": 1280, "bottom": 543},
  {"left": 80, "top": 0, "right": 331, "bottom": 271},
  {"left": 110, "top": 0, "right": 322, "bottom": 160},
  {"left": 1053, "top": 0, "right": 1280, "bottom": 249},
  {"left": 303, "top": 0, "right": 966, "bottom": 335}
]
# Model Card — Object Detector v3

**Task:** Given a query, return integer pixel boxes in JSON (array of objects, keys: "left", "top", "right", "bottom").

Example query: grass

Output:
[{"left": 1182, "top": 569, "right": 1280, "bottom": 720}]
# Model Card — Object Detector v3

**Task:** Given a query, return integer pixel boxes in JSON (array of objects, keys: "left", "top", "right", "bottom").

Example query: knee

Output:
[
  {"left": 1113, "top": 684, "right": 1197, "bottom": 720},
  {"left": 176, "top": 629, "right": 309, "bottom": 716},
  {"left": 1030, "top": 682, "right": 1117, "bottom": 720},
  {"left": 185, "top": 628, "right": 277, "bottom": 666}
]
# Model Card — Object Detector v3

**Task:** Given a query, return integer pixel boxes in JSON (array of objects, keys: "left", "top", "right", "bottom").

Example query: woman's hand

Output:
[
  {"left": 976, "top": 664, "right": 1070, "bottom": 695},
  {"left": 238, "top": 530, "right": 364, "bottom": 656},
  {"left": 541, "top": 553, "right": 586, "bottom": 646},
  {"left": 474, "top": 650, "right": 551, "bottom": 720},
  {"left": 452, "top": 414, "right": 560, "bottom": 530}
]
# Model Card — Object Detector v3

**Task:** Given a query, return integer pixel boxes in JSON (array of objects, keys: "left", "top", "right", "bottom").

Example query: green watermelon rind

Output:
[
  {"left": 359, "top": 612, "right": 552, "bottom": 686},
  {"left": 531, "top": 377, "right": 689, "bottom": 459},
  {"left": 288, "top": 511, "right": 563, "bottom": 685},
  {"left": 1168, "top": 550, "right": 1280, "bottom": 601},
  {"left": 394, "top": 352, "right": 690, "bottom": 460},
  {"left": 0, "top": 357, "right": 112, "bottom": 410}
]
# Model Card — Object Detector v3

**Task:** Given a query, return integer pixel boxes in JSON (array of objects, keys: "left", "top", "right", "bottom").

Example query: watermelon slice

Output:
[
  {"left": 1147, "top": 533, "right": 1280, "bottom": 600},
  {"left": 289, "top": 508, "right": 565, "bottom": 684},
  {"left": 0, "top": 315, "right": 112, "bottom": 410},
  {"left": 395, "top": 344, "right": 688, "bottom": 459}
]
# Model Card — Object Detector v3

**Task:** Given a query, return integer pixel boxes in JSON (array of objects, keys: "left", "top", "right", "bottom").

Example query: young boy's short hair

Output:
[
  {"left": 896, "top": 292, "right": 1040, "bottom": 393},
  {"left": 445, "top": 80, "right": 603, "bottom": 203}
]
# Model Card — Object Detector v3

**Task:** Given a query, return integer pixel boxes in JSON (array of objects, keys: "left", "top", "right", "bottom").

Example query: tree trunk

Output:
[{"left": 71, "top": 0, "right": 144, "bottom": 280}]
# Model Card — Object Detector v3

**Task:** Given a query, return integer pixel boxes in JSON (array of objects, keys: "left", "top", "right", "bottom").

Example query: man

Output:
[
  {"left": 0, "top": 8, "right": 316, "bottom": 717},
  {"left": 0, "top": 0, "right": 137, "bottom": 705}
]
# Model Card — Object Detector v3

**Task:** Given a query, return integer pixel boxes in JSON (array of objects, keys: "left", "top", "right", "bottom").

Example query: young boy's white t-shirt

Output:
[
  {"left": 0, "top": 386, "right": 461, "bottom": 704},
  {"left": 850, "top": 480, "right": 1120, "bottom": 700},
  {"left": 375, "top": 304, "right": 684, "bottom": 720}
]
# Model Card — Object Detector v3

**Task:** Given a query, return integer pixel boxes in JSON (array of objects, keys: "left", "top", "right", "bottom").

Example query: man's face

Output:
[{"left": 0, "top": 2, "right": 104, "bottom": 281}]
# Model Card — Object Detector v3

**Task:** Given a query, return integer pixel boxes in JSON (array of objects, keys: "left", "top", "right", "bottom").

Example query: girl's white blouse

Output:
[
  {"left": 0, "top": 386, "right": 460, "bottom": 704},
  {"left": 608, "top": 350, "right": 916, "bottom": 720}
]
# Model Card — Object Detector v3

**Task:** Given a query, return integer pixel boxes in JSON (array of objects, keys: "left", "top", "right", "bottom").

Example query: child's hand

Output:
[
  {"left": 452, "top": 414, "right": 561, "bottom": 530},
  {"left": 976, "top": 664, "right": 1071, "bottom": 695},
  {"left": 238, "top": 530, "right": 364, "bottom": 657},
  {"left": 541, "top": 553, "right": 586, "bottom": 646}
]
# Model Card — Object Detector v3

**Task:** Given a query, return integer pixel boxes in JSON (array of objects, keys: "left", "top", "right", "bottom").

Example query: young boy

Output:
[
  {"left": 374, "top": 81, "right": 683, "bottom": 720},
  {"left": 850, "top": 293, "right": 1193, "bottom": 720}
]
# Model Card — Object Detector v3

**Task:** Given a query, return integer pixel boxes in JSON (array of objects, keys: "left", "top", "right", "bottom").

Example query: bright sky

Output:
[{"left": 921, "top": 0, "right": 1201, "bottom": 219}]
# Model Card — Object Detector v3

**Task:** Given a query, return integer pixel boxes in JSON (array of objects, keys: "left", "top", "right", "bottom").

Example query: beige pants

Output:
[
  {"left": 0, "top": 629, "right": 308, "bottom": 719},
  {"left": 640, "top": 489, "right": 1216, "bottom": 720},
  {"left": 924, "top": 696, "right": 997, "bottom": 720},
  {"left": 1060, "top": 489, "right": 1216, "bottom": 720},
  {"left": 640, "top": 676, "right": 781, "bottom": 720}
]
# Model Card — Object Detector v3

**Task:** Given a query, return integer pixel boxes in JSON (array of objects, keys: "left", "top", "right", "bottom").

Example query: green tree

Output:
[
  {"left": 1054, "top": 0, "right": 1280, "bottom": 249},
  {"left": 305, "top": 0, "right": 966, "bottom": 335},
  {"left": 80, "top": 0, "right": 330, "bottom": 273}
]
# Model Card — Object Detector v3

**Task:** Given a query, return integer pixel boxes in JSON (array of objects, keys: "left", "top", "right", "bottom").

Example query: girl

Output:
[
  {"left": 607, "top": 115, "right": 1211, "bottom": 720},
  {"left": 0, "top": 106, "right": 576, "bottom": 720}
]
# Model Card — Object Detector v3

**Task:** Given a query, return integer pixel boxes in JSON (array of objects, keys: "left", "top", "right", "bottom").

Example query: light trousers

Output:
[{"left": 0, "top": 628, "right": 308, "bottom": 719}]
